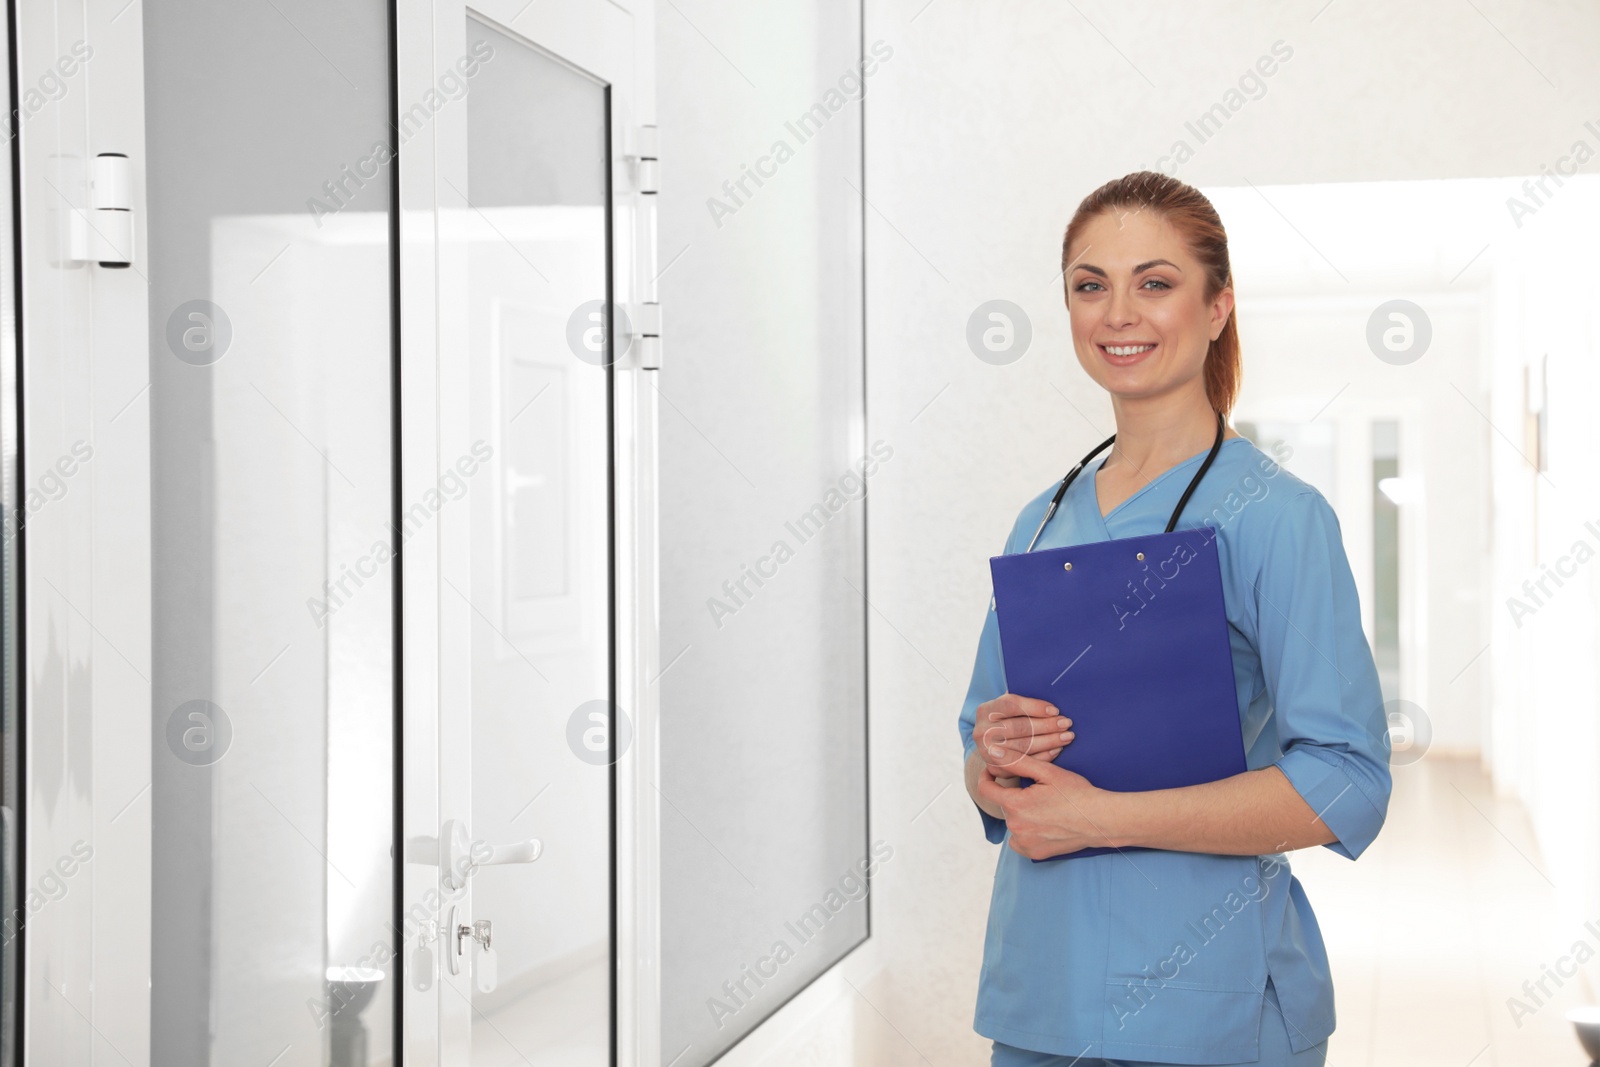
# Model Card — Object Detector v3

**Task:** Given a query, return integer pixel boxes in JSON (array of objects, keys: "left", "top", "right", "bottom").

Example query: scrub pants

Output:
[{"left": 989, "top": 979, "right": 1328, "bottom": 1067}]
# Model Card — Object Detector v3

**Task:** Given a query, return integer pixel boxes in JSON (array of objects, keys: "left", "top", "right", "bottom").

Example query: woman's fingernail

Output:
[
  {"left": 1060, "top": 731, "right": 1073, "bottom": 742},
  {"left": 1062, "top": 718, "right": 1072, "bottom": 728}
]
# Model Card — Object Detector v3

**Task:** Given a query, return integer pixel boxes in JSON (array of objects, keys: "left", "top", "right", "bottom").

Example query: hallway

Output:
[
  {"left": 1301, "top": 756, "right": 1591, "bottom": 1066},
  {"left": 10, "top": 1, "right": 1600, "bottom": 1063}
]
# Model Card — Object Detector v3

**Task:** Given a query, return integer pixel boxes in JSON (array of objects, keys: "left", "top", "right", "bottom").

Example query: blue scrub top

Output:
[{"left": 958, "top": 435, "right": 1392, "bottom": 1065}]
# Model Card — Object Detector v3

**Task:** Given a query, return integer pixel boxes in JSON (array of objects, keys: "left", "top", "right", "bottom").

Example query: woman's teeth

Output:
[{"left": 1104, "top": 344, "right": 1155, "bottom": 356}]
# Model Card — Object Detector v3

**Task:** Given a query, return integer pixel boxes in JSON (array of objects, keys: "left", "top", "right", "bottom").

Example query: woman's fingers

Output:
[
  {"left": 991, "top": 693, "right": 1061, "bottom": 721},
  {"left": 980, "top": 715, "right": 1073, "bottom": 752},
  {"left": 984, "top": 713, "right": 1072, "bottom": 737},
  {"left": 983, "top": 731, "right": 1074, "bottom": 769},
  {"left": 978, "top": 697, "right": 1076, "bottom": 770},
  {"left": 1029, "top": 731, "right": 1072, "bottom": 753},
  {"left": 989, "top": 744, "right": 1064, "bottom": 777}
]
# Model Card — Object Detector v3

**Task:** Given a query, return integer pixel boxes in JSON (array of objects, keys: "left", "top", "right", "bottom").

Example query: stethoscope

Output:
[{"left": 1023, "top": 411, "right": 1227, "bottom": 553}]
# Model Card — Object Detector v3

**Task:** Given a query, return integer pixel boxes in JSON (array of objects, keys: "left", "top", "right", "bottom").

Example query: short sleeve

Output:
[
  {"left": 958, "top": 521, "right": 1022, "bottom": 846},
  {"left": 1254, "top": 490, "right": 1392, "bottom": 860}
]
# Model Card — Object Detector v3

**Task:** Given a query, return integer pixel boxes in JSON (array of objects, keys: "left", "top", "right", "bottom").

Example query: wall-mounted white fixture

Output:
[{"left": 68, "top": 152, "right": 133, "bottom": 267}]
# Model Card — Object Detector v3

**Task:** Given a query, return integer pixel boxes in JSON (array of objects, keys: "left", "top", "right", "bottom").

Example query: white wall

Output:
[{"left": 1485, "top": 186, "right": 1600, "bottom": 966}]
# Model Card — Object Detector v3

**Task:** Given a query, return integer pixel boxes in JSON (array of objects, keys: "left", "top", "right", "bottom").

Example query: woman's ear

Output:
[{"left": 1210, "top": 286, "right": 1236, "bottom": 340}]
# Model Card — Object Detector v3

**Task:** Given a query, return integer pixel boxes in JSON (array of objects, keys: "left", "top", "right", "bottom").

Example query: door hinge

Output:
[
  {"left": 630, "top": 123, "right": 659, "bottom": 194},
  {"left": 68, "top": 153, "right": 133, "bottom": 268},
  {"left": 633, "top": 301, "right": 661, "bottom": 370}
]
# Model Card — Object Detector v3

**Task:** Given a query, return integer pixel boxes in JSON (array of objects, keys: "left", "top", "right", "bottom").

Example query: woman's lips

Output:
[{"left": 1098, "top": 342, "right": 1157, "bottom": 366}]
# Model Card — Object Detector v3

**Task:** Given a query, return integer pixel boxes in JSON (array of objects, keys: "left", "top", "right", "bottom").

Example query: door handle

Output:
[{"left": 440, "top": 818, "right": 543, "bottom": 891}]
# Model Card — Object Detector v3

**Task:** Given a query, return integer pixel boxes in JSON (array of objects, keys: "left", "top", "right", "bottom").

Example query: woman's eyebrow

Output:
[{"left": 1072, "top": 258, "right": 1184, "bottom": 277}]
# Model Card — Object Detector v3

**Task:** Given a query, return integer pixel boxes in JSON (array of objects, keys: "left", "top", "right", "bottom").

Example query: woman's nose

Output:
[{"left": 1103, "top": 287, "right": 1137, "bottom": 328}]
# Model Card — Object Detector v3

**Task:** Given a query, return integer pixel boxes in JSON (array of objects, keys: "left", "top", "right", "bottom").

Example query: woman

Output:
[{"left": 958, "top": 171, "right": 1392, "bottom": 1067}]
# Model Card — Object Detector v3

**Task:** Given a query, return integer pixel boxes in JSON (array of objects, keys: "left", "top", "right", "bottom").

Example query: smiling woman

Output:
[{"left": 958, "top": 171, "right": 1392, "bottom": 1067}]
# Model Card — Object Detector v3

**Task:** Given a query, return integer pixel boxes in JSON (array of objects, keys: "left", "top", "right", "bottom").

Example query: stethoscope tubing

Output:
[{"left": 1023, "top": 411, "right": 1226, "bottom": 553}]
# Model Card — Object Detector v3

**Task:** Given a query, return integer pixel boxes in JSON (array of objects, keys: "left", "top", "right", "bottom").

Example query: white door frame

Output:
[
  {"left": 396, "top": 1, "right": 660, "bottom": 1063},
  {"left": 15, "top": 0, "right": 152, "bottom": 1061}
]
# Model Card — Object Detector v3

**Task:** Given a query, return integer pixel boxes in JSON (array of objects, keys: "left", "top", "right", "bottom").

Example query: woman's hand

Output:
[
  {"left": 976, "top": 752, "right": 1115, "bottom": 860},
  {"left": 974, "top": 693, "right": 1074, "bottom": 782}
]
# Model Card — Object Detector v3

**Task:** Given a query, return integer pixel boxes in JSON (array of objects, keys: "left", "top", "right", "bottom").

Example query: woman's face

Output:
[{"left": 1064, "top": 208, "right": 1233, "bottom": 407}]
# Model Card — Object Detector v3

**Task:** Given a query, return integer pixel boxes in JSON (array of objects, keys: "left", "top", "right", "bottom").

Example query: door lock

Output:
[
  {"left": 447, "top": 907, "right": 498, "bottom": 992},
  {"left": 458, "top": 918, "right": 492, "bottom": 954}
]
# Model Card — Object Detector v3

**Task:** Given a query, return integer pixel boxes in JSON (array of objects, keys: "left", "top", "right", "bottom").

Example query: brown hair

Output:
[{"left": 1060, "top": 170, "right": 1241, "bottom": 416}]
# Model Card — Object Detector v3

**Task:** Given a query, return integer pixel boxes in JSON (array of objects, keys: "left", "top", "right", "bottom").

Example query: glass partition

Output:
[
  {"left": 656, "top": 9, "right": 870, "bottom": 1064},
  {"left": 143, "top": 2, "right": 396, "bottom": 1063}
]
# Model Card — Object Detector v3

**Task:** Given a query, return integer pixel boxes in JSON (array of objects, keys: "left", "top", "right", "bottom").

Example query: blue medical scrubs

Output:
[{"left": 958, "top": 436, "right": 1392, "bottom": 1065}]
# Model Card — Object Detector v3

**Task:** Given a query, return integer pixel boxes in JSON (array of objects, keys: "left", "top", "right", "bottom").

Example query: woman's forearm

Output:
[{"left": 1099, "top": 765, "right": 1336, "bottom": 855}]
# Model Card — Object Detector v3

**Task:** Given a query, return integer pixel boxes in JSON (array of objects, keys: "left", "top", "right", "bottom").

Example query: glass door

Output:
[
  {"left": 398, "top": 3, "right": 649, "bottom": 1064},
  {"left": 15, "top": 0, "right": 400, "bottom": 1063}
]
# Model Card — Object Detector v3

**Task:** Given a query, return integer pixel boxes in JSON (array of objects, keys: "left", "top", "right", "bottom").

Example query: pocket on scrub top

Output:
[{"left": 1102, "top": 851, "right": 1270, "bottom": 992}]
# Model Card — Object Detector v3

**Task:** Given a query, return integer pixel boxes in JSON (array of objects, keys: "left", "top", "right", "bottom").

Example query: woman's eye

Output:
[{"left": 1072, "top": 278, "right": 1170, "bottom": 293}]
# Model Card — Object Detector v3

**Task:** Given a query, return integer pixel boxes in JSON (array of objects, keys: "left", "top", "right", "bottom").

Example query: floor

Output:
[
  {"left": 1294, "top": 754, "right": 1597, "bottom": 1067},
  {"left": 453, "top": 756, "right": 1598, "bottom": 1067},
  {"left": 468, "top": 946, "right": 610, "bottom": 1066}
]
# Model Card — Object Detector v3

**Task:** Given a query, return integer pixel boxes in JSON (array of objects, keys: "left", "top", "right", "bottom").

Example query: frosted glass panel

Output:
[
  {"left": 656, "top": 5, "right": 869, "bottom": 1064},
  {"left": 144, "top": 2, "right": 395, "bottom": 1063}
]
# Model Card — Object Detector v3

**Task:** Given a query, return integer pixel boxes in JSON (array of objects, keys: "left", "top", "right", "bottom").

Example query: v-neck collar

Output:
[{"left": 1090, "top": 436, "right": 1248, "bottom": 529}]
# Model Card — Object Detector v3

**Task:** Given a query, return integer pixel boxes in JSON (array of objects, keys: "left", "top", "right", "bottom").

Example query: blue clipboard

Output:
[{"left": 985, "top": 418, "right": 1247, "bottom": 862}]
